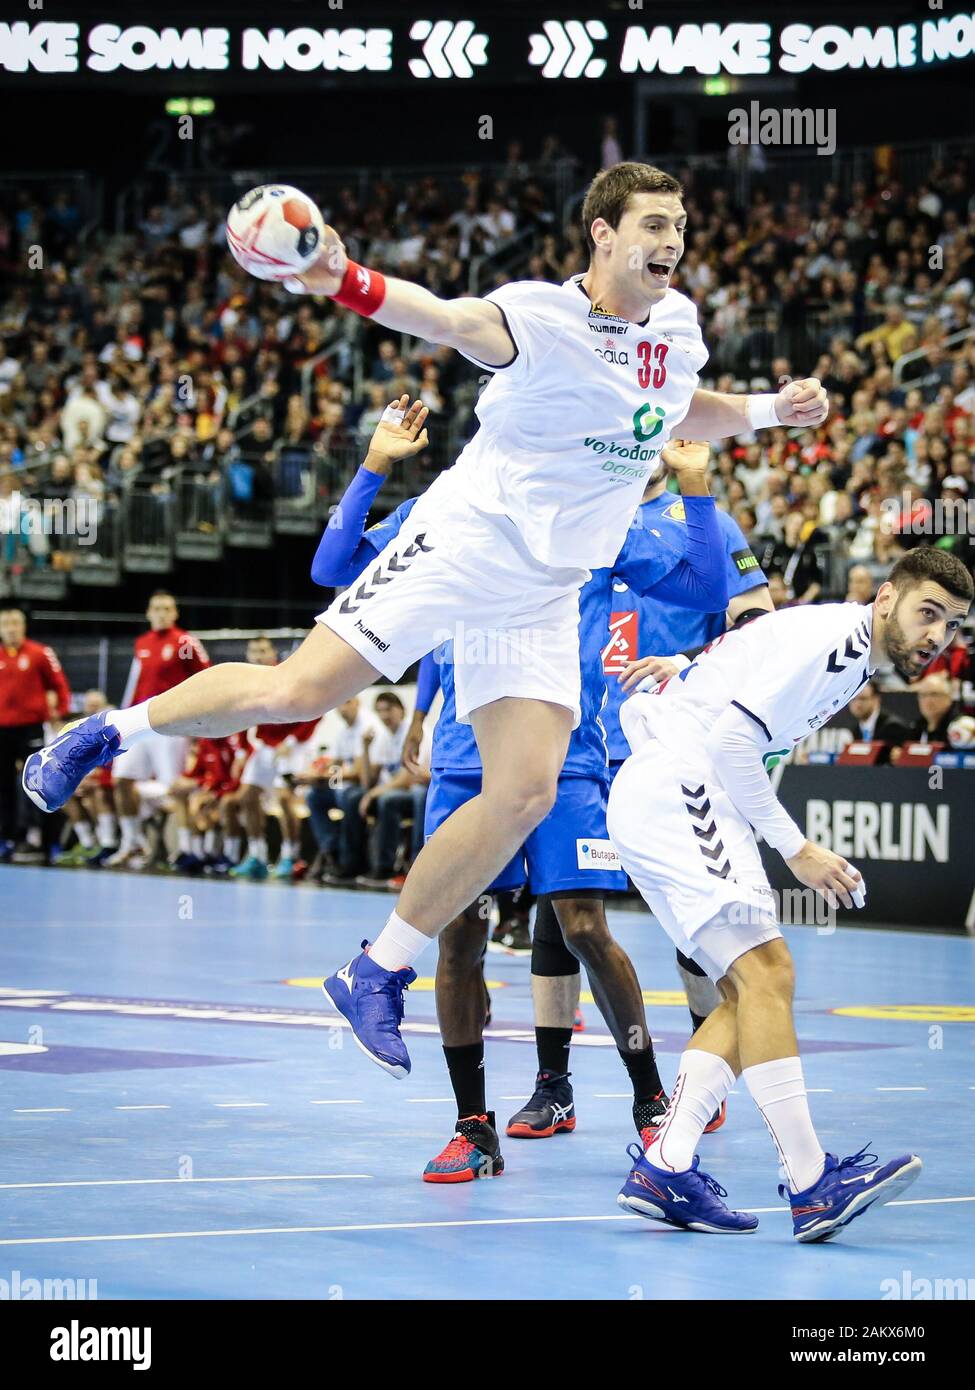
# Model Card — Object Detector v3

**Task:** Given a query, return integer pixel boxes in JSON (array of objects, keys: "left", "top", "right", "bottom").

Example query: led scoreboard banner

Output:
[{"left": 2, "top": 12, "right": 975, "bottom": 83}]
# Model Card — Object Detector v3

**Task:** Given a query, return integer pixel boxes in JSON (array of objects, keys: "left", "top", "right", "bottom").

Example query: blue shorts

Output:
[{"left": 424, "top": 768, "right": 628, "bottom": 897}]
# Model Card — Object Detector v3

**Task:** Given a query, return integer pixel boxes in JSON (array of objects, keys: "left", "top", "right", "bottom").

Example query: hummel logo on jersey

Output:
[
  {"left": 826, "top": 621, "right": 871, "bottom": 674},
  {"left": 354, "top": 618, "right": 389, "bottom": 653},
  {"left": 337, "top": 961, "right": 355, "bottom": 990}
]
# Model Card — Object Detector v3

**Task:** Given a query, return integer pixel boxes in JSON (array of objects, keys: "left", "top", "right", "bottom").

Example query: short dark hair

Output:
[
  {"left": 375, "top": 691, "right": 404, "bottom": 713},
  {"left": 581, "top": 162, "right": 684, "bottom": 254},
  {"left": 889, "top": 547, "right": 974, "bottom": 605}
]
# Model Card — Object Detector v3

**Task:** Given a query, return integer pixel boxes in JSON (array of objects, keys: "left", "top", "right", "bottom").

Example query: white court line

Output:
[
  {"left": 213, "top": 1102, "right": 268, "bottom": 1109},
  {"left": 115, "top": 1105, "right": 171, "bottom": 1111},
  {"left": 876, "top": 1087, "right": 927, "bottom": 1092},
  {"left": 0, "top": 1174, "right": 371, "bottom": 1191},
  {"left": 2, "top": 1195, "right": 971, "bottom": 1247},
  {"left": 14, "top": 1108, "right": 71, "bottom": 1114}
]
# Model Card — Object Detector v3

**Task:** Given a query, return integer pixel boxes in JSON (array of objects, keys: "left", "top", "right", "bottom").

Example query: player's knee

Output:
[
  {"left": 439, "top": 911, "right": 487, "bottom": 969},
  {"left": 733, "top": 939, "right": 794, "bottom": 1001},
  {"left": 499, "top": 775, "right": 558, "bottom": 836},
  {"left": 272, "top": 668, "right": 328, "bottom": 722},
  {"left": 559, "top": 904, "right": 611, "bottom": 960}
]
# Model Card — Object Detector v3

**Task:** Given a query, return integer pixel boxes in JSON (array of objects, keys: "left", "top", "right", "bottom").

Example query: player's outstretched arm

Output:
[
  {"left": 310, "top": 396, "right": 426, "bottom": 587},
  {"left": 285, "top": 226, "right": 515, "bottom": 368},
  {"left": 680, "top": 379, "right": 829, "bottom": 441}
]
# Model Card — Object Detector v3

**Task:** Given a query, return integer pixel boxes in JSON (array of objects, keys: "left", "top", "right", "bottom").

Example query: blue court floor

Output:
[{"left": 1, "top": 865, "right": 973, "bottom": 1301}]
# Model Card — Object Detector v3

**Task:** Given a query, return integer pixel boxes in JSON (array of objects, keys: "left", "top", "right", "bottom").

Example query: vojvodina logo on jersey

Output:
[
  {"left": 632, "top": 404, "right": 667, "bottom": 442},
  {"left": 582, "top": 406, "right": 668, "bottom": 480}
]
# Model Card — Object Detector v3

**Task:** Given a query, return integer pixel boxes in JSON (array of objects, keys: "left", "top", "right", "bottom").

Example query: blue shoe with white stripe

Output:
[
  {"left": 322, "top": 941, "right": 415, "bottom": 1078},
  {"left": 784, "top": 1145, "right": 922, "bottom": 1243},
  {"left": 22, "top": 712, "right": 121, "bottom": 814},
  {"left": 617, "top": 1146, "right": 758, "bottom": 1233}
]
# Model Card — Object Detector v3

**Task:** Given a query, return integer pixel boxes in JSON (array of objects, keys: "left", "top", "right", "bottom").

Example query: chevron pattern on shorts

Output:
[
  {"left": 682, "top": 782, "right": 731, "bottom": 879},
  {"left": 338, "top": 533, "right": 435, "bottom": 615}
]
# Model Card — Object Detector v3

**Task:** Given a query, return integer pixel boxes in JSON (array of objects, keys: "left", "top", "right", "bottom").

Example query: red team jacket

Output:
[
  {"left": 0, "top": 639, "right": 72, "bottom": 727},
  {"left": 252, "top": 719, "right": 320, "bottom": 748},
  {"left": 188, "top": 736, "right": 244, "bottom": 795},
  {"left": 127, "top": 627, "right": 210, "bottom": 705}
]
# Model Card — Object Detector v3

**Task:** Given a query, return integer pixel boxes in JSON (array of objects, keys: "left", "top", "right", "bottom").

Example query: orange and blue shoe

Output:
[
  {"left": 704, "top": 1099, "right": 727, "bottom": 1134},
  {"left": 784, "top": 1145, "right": 921, "bottom": 1243},
  {"left": 423, "top": 1113, "right": 505, "bottom": 1183}
]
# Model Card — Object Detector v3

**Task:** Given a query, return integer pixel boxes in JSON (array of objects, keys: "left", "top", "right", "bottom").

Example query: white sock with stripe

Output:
[
  {"left": 648, "top": 1049, "right": 736, "bottom": 1172},
  {"left": 742, "top": 1056, "right": 825, "bottom": 1194}
]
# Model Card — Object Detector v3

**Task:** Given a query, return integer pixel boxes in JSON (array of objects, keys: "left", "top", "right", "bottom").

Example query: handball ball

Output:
[
  {"left": 946, "top": 714, "right": 975, "bottom": 749},
  {"left": 225, "top": 185, "right": 325, "bottom": 282}
]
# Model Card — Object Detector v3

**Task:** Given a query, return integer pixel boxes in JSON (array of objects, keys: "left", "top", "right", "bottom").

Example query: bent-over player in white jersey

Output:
[
  {"left": 610, "top": 546, "right": 973, "bottom": 1240},
  {"left": 25, "top": 163, "right": 829, "bottom": 1081}
]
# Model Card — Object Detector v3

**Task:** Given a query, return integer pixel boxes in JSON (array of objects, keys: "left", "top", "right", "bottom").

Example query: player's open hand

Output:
[
  {"left": 774, "top": 378, "right": 829, "bottom": 428},
  {"left": 366, "top": 396, "right": 430, "bottom": 471},
  {"left": 661, "top": 439, "right": 710, "bottom": 477},
  {"left": 282, "top": 224, "right": 347, "bottom": 295},
  {"left": 785, "top": 841, "right": 866, "bottom": 911},
  {"left": 618, "top": 655, "right": 679, "bottom": 691},
  {"left": 401, "top": 711, "right": 427, "bottom": 777}
]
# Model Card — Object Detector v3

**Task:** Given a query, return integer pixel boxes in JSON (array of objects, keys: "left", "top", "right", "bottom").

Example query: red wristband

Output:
[{"left": 332, "top": 260, "right": 386, "bottom": 316}]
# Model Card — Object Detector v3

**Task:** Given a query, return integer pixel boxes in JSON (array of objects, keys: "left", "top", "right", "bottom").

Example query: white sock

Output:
[
  {"left": 224, "top": 835, "right": 241, "bottom": 862},
  {"left": 203, "top": 829, "right": 218, "bottom": 856},
  {"left": 649, "top": 1049, "right": 737, "bottom": 1172},
  {"left": 26, "top": 826, "right": 42, "bottom": 848},
  {"left": 248, "top": 837, "right": 267, "bottom": 861},
  {"left": 107, "top": 702, "right": 154, "bottom": 747},
  {"left": 177, "top": 828, "right": 192, "bottom": 853},
  {"left": 191, "top": 834, "right": 205, "bottom": 858},
  {"left": 74, "top": 821, "right": 95, "bottom": 849},
  {"left": 742, "top": 1056, "right": 826, "bottom": 1194},
  {"left": 368, "top": 910, "right": 433, "bottom": 972},
  {"left": 96, "top": 813, "right": 118, "bottom": 848},
  {"left": 119, "top": 816, "right": 141, "bottom": 852},
  {"left": 281, "top": 839, "right": 298, "bottom": 859}
]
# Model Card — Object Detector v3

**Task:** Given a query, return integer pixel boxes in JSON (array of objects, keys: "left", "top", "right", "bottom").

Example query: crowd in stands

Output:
[{"left": 0, "top": 138, "right": 973, "bottom": 599}]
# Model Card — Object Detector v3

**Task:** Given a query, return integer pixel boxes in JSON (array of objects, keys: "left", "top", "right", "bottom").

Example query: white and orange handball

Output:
[
  {"left": 225, "top": 185, "right": 325, "bottom": 282},
  {"left": 946, "top": 714, "right": 975, "bottom": 749}
]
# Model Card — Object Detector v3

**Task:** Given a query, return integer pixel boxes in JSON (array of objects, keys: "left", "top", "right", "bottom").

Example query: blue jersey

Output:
[{"left": 602, "top": 492, "right": 766, "bottom": 761}]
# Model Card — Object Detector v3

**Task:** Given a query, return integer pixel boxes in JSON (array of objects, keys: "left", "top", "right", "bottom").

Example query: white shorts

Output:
[
  {"left": 112, "top": 731, "right": 189, "bottom": 785},
  {"left": 607, "top": 739, "right": 781, "bottom": 983},
  {"left": 317, "top": 473, "right": 586, "bottom": 726},
  {"left": 240, "top": 744, "right": 278, "bottom": 792}
]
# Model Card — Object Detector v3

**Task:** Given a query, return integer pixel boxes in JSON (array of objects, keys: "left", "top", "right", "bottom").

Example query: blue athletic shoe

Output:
[
  {"left": 784, "top": 1145, "right": 922, "bottom": 1243},
  {"left": 322, "top": 941, "right": 415, "bottom": 1078},
  {"left": 229, "top": 855, "right": 268, "bottom": 881},
  {"left": 22, "top": 713, "right": 121, "bottom": 814},
  {"left": 617, "top": 1145, "right": 759, "bottom": 1233}
]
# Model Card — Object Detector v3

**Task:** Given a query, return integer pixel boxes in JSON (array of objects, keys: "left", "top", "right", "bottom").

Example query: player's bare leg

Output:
[
  {"left": 393, "top": 697, "right": 572, "bottom": 937},
  {"left": 323, "top": 696, "right": 570, "bottom": 1079},
  {"left": 145, "top": 625, "right": 379, "bottom": 737}
]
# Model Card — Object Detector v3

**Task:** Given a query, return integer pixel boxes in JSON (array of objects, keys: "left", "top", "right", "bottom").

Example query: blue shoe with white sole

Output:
[
  {"left": 323, "top": 941, "right": 415, "bottom": 1078},
  {"left": 22, "top": 712, "right": 121, "bottom": 814},
  {"left": 617, "top": 1145, "right": 758, "bottom": 1233},
  {"left": 784, "top": 1145, "right": 922, "bottom": 1243}
]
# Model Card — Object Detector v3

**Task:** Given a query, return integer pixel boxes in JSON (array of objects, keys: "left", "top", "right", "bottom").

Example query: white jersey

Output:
[
  {"left": 448, "top": 275, "right": 708, "bottom": 569},
  {"left": 622, "top": 602, "right": 875, "bottom": 765}
]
